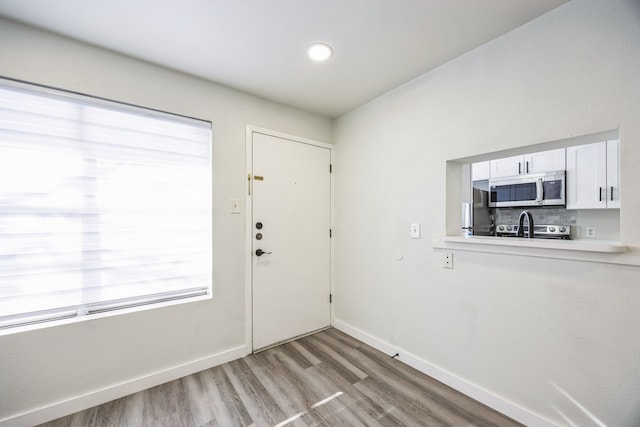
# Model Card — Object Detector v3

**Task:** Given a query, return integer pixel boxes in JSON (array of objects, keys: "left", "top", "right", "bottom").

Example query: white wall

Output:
[
  {"left": 333, "top": 1, "right": 640, "bottom": 426},
  {"left": 0, "top": 18, "right": 331, "bottom": 425}
]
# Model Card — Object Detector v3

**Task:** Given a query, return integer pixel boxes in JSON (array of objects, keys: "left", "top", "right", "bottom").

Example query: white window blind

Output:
[{"left": 0, "top": 79, "right": 212, "bottom": 330}]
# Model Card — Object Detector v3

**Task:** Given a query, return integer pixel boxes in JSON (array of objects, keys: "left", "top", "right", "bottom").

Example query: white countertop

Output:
[
  {"left": 433, "top": 235, "right": 636, "bottom": 265},
  {"left": 441, "top": 235, "right": 626, "bottom": 253}
]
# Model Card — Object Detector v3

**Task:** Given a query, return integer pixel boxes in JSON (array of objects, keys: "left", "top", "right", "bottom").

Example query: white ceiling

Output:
[{"left": 0, "top": 0, "right": 568, "bottom": 118}]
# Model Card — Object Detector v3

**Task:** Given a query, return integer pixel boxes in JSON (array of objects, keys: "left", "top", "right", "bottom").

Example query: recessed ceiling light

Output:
[{"left": 308, "top": 43, "right": 333, "bottom": 62}]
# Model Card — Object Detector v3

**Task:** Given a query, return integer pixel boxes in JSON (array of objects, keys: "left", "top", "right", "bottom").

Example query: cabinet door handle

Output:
[
  {"left": 599, "top": 187, "right": 603, "bottom": 202},
  {"left": 611, "top": 186, "right": 614, "bottom": 201},
  {"left": 526, "top": 161, "right": 529, "bottom": 174},
  {"left": 518, "top": 162, "right": 522, "bottom": 175}
]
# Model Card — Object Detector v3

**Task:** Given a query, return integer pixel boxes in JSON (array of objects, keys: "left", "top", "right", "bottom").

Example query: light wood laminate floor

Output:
[{"left": 39, "top": 328, "right": 523, "bottom": 426}]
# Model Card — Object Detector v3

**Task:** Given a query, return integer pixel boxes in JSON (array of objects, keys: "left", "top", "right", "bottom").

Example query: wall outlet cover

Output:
[{"left": 443, "top": 252, "right": 453, "bottom": 269}]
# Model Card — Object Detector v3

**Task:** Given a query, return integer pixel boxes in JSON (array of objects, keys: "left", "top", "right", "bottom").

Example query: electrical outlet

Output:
[
  {"left": 443, "top": 252, "right": 453, "bottom": 269},
  {"left": 585, "top": 227, "right": 596, "bottom": 238}
]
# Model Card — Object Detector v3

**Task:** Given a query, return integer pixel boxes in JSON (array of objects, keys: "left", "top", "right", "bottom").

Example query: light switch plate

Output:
[
  {"left": 410, "top": 223, "right": 421, "bottom": 239},
  {"left": 231, "top": 199, "right": 241, "bottom": 214}
]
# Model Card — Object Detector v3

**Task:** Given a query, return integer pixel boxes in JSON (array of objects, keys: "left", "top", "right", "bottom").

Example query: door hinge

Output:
[
  {"left": 329, "top": 294, "right": 333, "bottom": 303},
  {"left": 329, "top": 164, "right": 332, "bottom": 173}
]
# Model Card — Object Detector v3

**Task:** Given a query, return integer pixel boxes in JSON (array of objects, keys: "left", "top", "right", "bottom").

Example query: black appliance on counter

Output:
[{"left": 471, "top": 180, "right": 493, "bottom": 236}]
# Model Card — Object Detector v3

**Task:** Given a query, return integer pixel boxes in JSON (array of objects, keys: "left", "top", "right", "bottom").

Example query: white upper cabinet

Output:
[
  {"left": 471, "top": 161, "right": 490, "bottom": 181},
  {"left": 607, "top": 140, "right": 620, "bottom": 208},
  {"left": 566, "top": 140, "right": 620, "bottom": 209},
  {"left": 489, "top": 155, "right": 523, "bottom": 178},
  {"left": 525, "top": 149, "right": 566, "bottom": 174},
  {"left": 489, "top": 148, "right": 566, "bottom": 178}
]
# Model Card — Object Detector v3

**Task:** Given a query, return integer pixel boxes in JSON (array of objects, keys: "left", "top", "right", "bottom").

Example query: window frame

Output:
[{"left": 0, "top": 77, "right": 213, "bottom": 335}]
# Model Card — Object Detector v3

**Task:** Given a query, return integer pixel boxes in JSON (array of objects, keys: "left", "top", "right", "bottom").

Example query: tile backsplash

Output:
[{"left": 494, "top": 207, "right": 577, "bottom": 225}]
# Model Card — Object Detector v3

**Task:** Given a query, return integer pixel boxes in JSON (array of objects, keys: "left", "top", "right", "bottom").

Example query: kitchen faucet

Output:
[{"left": 517, "top": 210, "right": 534, "bottom": 238}]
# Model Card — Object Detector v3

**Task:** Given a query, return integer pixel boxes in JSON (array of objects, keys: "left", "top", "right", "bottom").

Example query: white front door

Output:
[{"left": 249, "top": 130, "right": 331, "bottom": 351}]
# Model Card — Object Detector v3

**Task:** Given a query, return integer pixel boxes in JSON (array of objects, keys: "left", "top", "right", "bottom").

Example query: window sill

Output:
[
  {"left": 0, "top": 293, "right": 211, "bottom": 337},
  {"left": 433, "top": 235, "right": 637, "bottom": 265}
]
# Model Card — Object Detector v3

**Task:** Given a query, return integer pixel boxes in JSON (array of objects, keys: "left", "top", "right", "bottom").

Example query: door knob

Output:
[
  {"left": 255, "top": 249, "right": 272, "bottom": 256},
  {"left": 256, "top": 222, "right": 263, "bottom": 229}
]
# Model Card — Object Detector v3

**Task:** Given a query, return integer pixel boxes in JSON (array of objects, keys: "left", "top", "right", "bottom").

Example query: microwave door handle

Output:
[{"left": 535, "top": 178, "right": 544, "bottom": 204}]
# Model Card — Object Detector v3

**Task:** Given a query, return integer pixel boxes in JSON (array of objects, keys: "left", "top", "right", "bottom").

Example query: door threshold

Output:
[{"left": 253, "top": 325, "right": 331, "bottom": 354}]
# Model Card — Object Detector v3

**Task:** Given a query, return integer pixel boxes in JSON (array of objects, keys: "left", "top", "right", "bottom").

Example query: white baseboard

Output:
[
  {"left": 334, "top": 319, "right": 558, "bottom": 427},
  {"left": 1, "top": 345, "right": 246, "bottom": 427},
  {"left": 5, "top": 324, "right": 559, "bottom": 427}
]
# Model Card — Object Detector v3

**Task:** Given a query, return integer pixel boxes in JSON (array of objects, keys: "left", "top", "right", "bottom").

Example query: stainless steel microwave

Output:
[{"left": 489, "top": 170, "right": 566, "bottom": 208}]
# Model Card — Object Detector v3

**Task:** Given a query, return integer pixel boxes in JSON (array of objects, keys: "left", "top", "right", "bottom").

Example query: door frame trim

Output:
[{"left": 244, "top": 126, "right": 334, "bottom": 354}]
